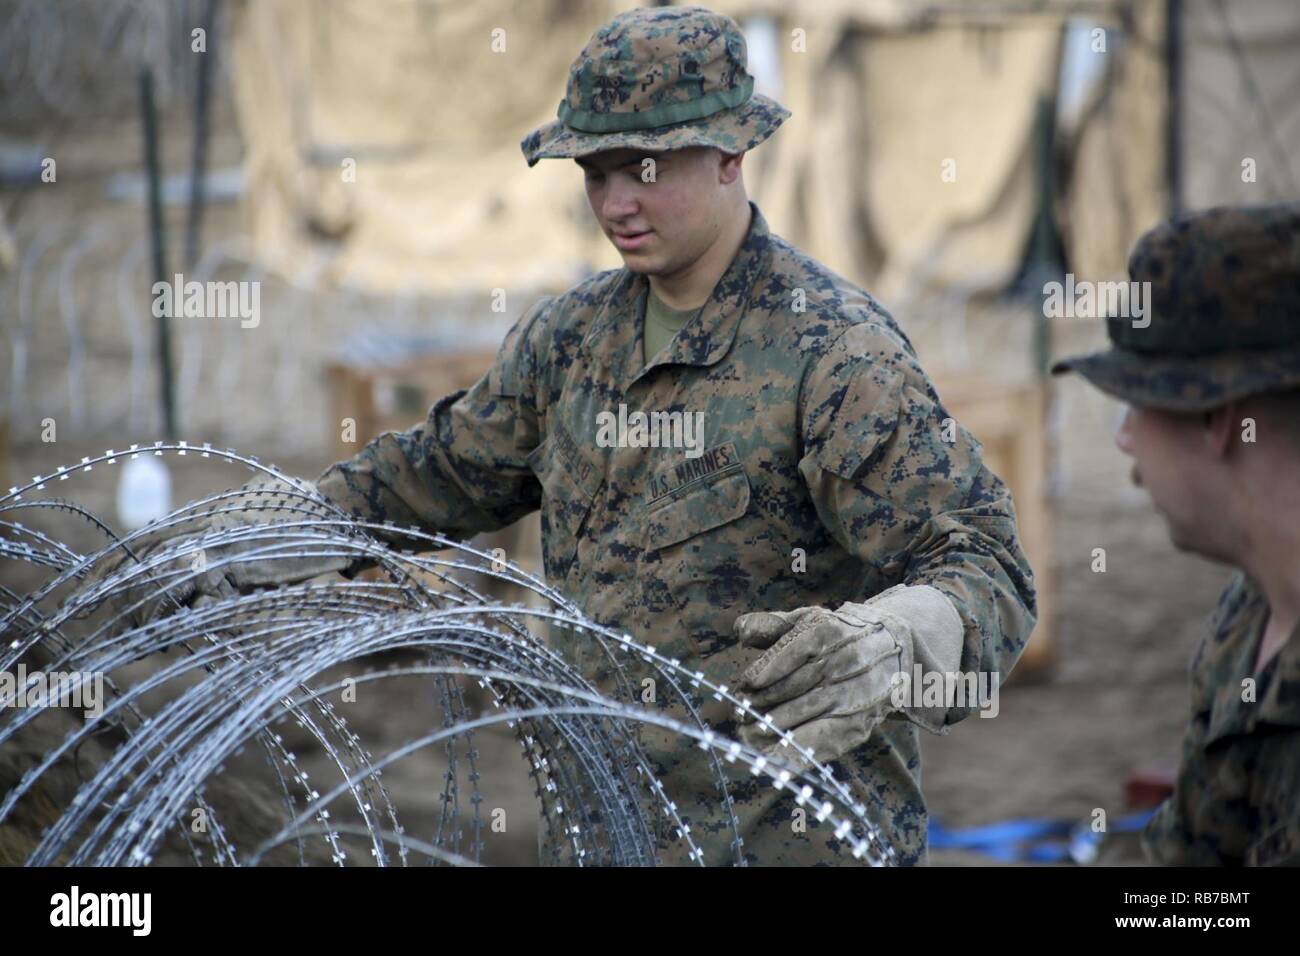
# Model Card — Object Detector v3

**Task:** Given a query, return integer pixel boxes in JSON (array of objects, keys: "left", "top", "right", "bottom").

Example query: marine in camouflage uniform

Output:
[
  {"left": 1054, "top": 201, "right": 1300, "bottom": 866},
  {"left": 316, "top": 5, "right": 1038, "bottom": 865}
]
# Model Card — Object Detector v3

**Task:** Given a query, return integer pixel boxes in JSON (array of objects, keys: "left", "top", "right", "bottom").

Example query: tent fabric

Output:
[
  {"left": 228, "top": 0, "right": 630, "bottom": 294},
  {"left": 1057, "top": 0, "right": 1169, "bottom": 285},
  {"left": 230, "top": 0, "right": 1063, "bottom": 300},
  {"left": 228, "top": 0, "right": 1296, "bottom": 308},
  {"left": 1059, "top": 0, "right": 1300, "bottom": 285},
  {"left": 711, "top": 2, "right": 1064, "bottom": 301},
  {"left": 1180, "top": 0, "right": 1300, "bottom": 208}
]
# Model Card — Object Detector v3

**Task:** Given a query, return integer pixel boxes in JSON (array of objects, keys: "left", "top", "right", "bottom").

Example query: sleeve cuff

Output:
[{"left": 859, "top": 584, "right": 966, "bottom": 734}]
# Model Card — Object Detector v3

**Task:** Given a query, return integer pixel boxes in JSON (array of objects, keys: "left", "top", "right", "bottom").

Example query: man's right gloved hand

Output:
[{"left": 91, "top": 477, "right": 362, "bottom": 627}]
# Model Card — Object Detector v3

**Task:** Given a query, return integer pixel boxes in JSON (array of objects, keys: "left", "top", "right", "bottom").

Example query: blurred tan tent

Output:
[
  {"left": 0, "top": 205, "right": 15, "bottom": 272},
  {"left": 226, "top": 0, "right": 1153, "bottom": 300},
  {"left": 715, "top": 0, "right": 1067, "bottom": 304},
  {"left": 1062, "top": 0, "right": 1300, "bottom": 283},
  {"left": 228, "top": 0, "right": 636, "bottom": 294},
  {"left": 1054, "top": 0, "right": 1168, "bottom": 284},
  {"left": 1178, "top": 0, "right": 1300, "bottom": 209},
  {"left": 229, "top": 0, "right": 1297, "bottom": 300},
  {"left": 226, "top": 0, "right": 1300, "bottom": 310}
]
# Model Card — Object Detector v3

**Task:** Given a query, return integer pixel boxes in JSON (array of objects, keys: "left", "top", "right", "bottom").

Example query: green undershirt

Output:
[{"left": 643, "top": 288, "right": 703, "bottom": 366}]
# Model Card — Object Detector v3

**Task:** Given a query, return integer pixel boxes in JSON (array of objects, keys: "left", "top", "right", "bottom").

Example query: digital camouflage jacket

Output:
[
  {"left": 1144, "top": 573, "right": 1300, "bottom": 866},
  {"left": 317, "top": 204, "right": 1038, "bottom": 865}
]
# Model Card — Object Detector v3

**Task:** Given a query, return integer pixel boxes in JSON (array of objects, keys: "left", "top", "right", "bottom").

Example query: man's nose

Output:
[
  {"left": 1114, "top": 406, "right": 1136, "bottom": 456},
  {"left": 602, "top": 176, "right": 639, "bottom": 222}
]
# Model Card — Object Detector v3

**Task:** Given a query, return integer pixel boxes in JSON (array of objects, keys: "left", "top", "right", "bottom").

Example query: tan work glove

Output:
[
  {"left": 92, "top": 478, "right": 361, "bottom": 627},
  {"left": 733, "top": 584, "right": 965, "bottom": 768}
]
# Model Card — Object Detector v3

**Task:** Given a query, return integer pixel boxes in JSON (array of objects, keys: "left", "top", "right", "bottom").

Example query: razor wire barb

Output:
[{"left": 0, "top": 443, "right": 897, "bottom": 866}]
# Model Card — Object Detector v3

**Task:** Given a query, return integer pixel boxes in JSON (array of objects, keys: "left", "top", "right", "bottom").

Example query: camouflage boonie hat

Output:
[
  {"left": 1052, "top": 201, "right": 1300, "bottom": 411},
  {"left": 520, "top": 5, "right": 789, "bottom": 168}
]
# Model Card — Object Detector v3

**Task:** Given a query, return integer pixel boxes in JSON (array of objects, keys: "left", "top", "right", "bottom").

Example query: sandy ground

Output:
[{"left": 1, "top": 109, "right": 1233, "bottom": 867}]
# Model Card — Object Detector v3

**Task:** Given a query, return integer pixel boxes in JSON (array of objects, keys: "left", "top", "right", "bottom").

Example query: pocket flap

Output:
[
  {"left": 645, "top": 469, "right": 751, "bottom": 551},
  {"left": 527, "top": 420, "right": 602, "bottom": 502}
]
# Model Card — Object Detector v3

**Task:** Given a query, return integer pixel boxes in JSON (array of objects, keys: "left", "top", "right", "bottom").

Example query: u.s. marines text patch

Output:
[{"left": 646, "top": 442, "right": 740, "bottom": 504}]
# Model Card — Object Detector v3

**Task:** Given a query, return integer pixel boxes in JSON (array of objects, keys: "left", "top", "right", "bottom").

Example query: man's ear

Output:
[
  {"left": 1203, "top": 402, "right": 1237, "bottom": 458},
  {"left": 718, "top": 149, "right": 745, "bottom": 184}
]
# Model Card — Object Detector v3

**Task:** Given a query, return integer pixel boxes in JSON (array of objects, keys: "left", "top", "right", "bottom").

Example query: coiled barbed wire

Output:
[
  {"left": 0, "top": 225, "right": 522, "bottom": 457},
  {"left": 0, "top": 0, "right": 206, "bottom": 123},
  {"left": 0, "top": 443, "right": 897, "bottom": 866}
]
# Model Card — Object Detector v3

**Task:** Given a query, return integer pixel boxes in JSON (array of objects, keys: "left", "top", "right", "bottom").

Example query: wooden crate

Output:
[
  {"left": 936, "top": 376, "right": 1055, "bottom": 678},
  {"left": 326, "top": 349, "right": 500, "bottom": 458},
  {"left": 325, "top": 350, "right": 542, "bottom": 598}
]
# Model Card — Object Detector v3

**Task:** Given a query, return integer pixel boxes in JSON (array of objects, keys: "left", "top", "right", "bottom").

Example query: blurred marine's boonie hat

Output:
[
  {"left": 521, "top": 5, "right": 789, "bottom": 168},
  {"left": 1051, "top": 201, "right": 1300, "bottom": 411}
]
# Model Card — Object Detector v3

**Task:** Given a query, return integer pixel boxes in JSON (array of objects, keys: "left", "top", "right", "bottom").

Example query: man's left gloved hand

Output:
[
  {"left": 732, "top": 584, "right": 965, "bottom": 768},
  {"left": 88, "top": 478, "right": 361, "bottom": 628}
]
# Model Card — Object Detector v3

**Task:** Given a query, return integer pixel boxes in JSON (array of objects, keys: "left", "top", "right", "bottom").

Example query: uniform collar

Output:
[
  {"left": 581, "top": 202, "right": 774, "bottom": 392},
  {"left": 1204, "top": 574, "right": 1300, "bottom": 744},
  {"left": 1255, "top": 607, "right": 1300, "bottom": 729}
]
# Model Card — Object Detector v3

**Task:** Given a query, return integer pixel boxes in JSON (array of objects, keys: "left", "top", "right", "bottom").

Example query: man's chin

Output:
[
  {"left": 620, "top": 254, "right": 664, "bottom": 275},
  {"left": 1164, "top": 520, "right": 1228, "bottom": 564},
  {"left": 1166, "top": 528, "right": 1196, "bottom": 554}
]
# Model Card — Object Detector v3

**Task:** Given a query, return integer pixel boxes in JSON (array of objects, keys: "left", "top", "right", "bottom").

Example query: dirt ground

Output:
[{"left": 1, "top": 110, "right": 1233, "bottom": 867}]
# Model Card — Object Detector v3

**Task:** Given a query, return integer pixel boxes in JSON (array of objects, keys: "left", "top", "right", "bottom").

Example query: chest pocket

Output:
[
  {"left": 641, "top": 454, "right": 753, "bottom": 625},
  {"left": 645, "top": 468, "right": 751, "bottom": 551},
  {"left": 527, "top": 421, "right": 602, "bottom": 583}
]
